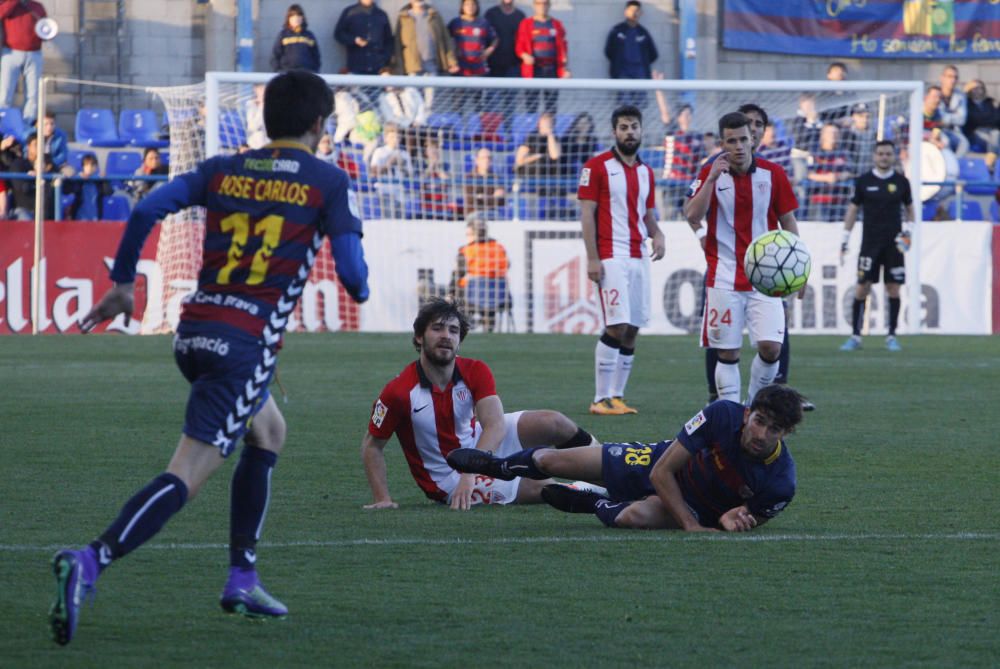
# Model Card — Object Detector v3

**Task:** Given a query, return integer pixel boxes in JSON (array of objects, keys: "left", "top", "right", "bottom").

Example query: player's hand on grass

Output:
[
  {"left": 363, "top": 499, "right": 399, "bottom": 510},
  {"left": 650, "top": 231, "right": 665, "bottom": 261},
  {"left": 449, "top": 473, "right": 476, "bottom": 511},
  {"left": 587, "top": 258, "right": 602, "bottom": 283},
  {"left": 80, "top": 283, "right": 135, "bottom": 333},
  {"left": 719, "top": 506, "right": 757, "bottom": 532}
]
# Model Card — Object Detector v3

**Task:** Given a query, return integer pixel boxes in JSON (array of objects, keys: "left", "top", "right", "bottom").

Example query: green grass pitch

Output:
[{"left": 2, "top": 332, "right": 998, "bottom": 667}]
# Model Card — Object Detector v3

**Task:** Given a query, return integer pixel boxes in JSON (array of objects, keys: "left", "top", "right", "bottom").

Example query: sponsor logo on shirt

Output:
[
  {"left": 686, "top": 178, "right": 702, "bottom": 198},
  {"left": 579, "top": 167, "right": 591, "bottom": 187},
  {"left": 372, "top": 399, "right": 388, "bottom": 428},
  {"left": 684, "top": 410, "right": 706, "bottom": 435}
]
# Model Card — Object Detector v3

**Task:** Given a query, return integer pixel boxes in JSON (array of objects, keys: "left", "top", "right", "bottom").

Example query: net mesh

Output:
[{"left": 148, "top": 76, "right": 915, "bottom": 332}]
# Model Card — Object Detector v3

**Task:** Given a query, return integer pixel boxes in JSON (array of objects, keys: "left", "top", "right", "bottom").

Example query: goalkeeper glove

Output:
[{"left": 895, "top": 227, "right": 912, "bottom": 253}]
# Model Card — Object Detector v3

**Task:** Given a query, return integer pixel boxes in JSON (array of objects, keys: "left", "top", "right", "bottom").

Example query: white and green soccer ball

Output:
[{"left": 743, "top": 229, "right": 811, "bottom": 297}]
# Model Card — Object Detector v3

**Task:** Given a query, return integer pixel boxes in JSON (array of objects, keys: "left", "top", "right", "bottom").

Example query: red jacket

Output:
[
  {"left": 0, "top": 0, "right": 46, "bottom": 52},
  {"left": 514, "top": 16, "right": 567, "bottom": 79}
]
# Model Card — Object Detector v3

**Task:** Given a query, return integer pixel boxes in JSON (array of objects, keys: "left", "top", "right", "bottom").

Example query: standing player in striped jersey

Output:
[
  {"left": 49, "top": 71, "right": 369, "bottom": 645},
  {"left": 579, "top": 104, "right": 666, "bottom": 416},
  {"left": 684, "top": 111, "right": 801, "bottom": 405},
  {"left": 362, "top": 299, "right": 598, "bottom": 510}
]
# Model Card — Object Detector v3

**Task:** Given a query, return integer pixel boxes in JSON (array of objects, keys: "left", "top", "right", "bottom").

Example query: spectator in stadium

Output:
[
  {"left": 515, "top": 0, "right": 569, "bottom": 114},
  {"left": 514, "top": 110, "right": 562, "bottom": 195},
  {"left": 962, "top": 79, "right": 1000, "bottom": 159},
  {"left": 937, "top": 65, "right": 969, "bottom": 156},
  {"left": 662, "top": 104, "right": 705, "bottom": 218},
  {"left": 42, "top": 111, "right": 69, "bottom": 173},
  {"left": 791, "top": 92, "right": 823, "bottom": 153},
  {"left": 448, "top": 383, "right": 803, "bottom": 532},
  {"left": 484, "top": 0, "right": 525, "bottom": 78},
  {"left": 417, "top": 136, "right": 454, "bottom": 218},
  {"left": 376, "top": 74, "right": 429, "bottom": 154},
  {"left": 362, "top": 298, "right": 597, "bottom": 509},
  {"left": 393, "top": 1, "right": 460, "bottom": 77},
  {"left": 65, "top": 154, "right": 113, "bottom": 221},
  {"left": 561, "top": 111, "right": 599, "bottom": 179},
  {"left": 244, "top": 83, "right": 267, "bottom": 149},
  {"left": 755, "top": 122, "right": 791, "bottom": 171},
  {"left": 826, "top": 61, "right": 847, "bottom": 82},
  {"left": 463, "top": 146, "right": 507, "bottom": 214},
  {"left": 8, "top": 132, "right": 54, "bottom": 220},
  {"left": 821, "top": 60, "right": 851, "bottom": 123},
  {"left": 604, "top": 1, "right": 658, "bottom": 108},
  {"left": 842, "top": 102, "right": 877, "bottom": 176},
  {"left": 334, "top": 0, "right": 394, "bottom": 76},
  {"left": 452, "top": 214, "right": 510, "bottom": 331},
  {"left": 270, "top": 4, "right": 321, "bottom": 73},
  {"left": 805, "top": 123, "right": 854, "bottom": 222},
  {"left": 370, "top": 122, "right": 414, "bottom": 216},
  {"left": 449, "top": 0, "right": 499, "bottom": 110},
  {"left": 315, "top": 133, "right": 339, "bottom": 166},
  {"left": 128, "top": 148, "right": 168, "bottom": 203},
  {"left": 0, "top": 0, "right": 47, "bottom": 125}
]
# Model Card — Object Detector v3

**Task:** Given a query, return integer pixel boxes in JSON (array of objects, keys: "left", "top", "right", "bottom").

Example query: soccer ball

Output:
[{"left": 743, "top": 230, "right": 811, "bottom": 297}]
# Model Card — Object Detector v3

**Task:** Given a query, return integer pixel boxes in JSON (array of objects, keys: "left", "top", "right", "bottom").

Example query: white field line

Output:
[{"left": 2, "top": 532, "right": 998, "bottom": 553}]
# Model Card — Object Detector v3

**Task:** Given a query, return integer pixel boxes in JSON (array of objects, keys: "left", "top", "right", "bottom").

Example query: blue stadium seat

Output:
[
  {"left": 945, "top": 199, "right": 984, "bottom": 221},
  {"left": 0, "top": 107, "right": 27, "bottom": 142},
  {"left": 426, "top": 112, "right": 462, "bottom": 131},
  {"left": 101, "top": 195, "right": 132, "bottom": 221},
  {"left": 554, "top": 113, "right": 575, "bottom": 138},
  {"left": 105, "top": 150, "right": 143, "bottom": 178},
  {"left": 75, "top": 108, "right": 127, "bottom": 147},
  {"left": 59, "top": 192, "right": 76, "bottom": 219},
  {"left": 991, "top": 199, "right": 1000, "bottom": 223},
  {"left": 67, "top": 149, "right": 96, "bottom": 175},
  {"left": 218, "top": 109, "right": 247, "bottom": 149},
  {"left": 119, "top": 109, "right": 168, "bottom": 148},
  {"left": 465, "top": 277, "right": 509, "bottom": 311},
  {"left": 922, "top": 199, "right": 940, "bottom": 221},
  {"left": 957, "top": 157, "right": 995, "bottom": 195},
  {"left": 511, "top": 113, "right": 539, "bottom": 147}
]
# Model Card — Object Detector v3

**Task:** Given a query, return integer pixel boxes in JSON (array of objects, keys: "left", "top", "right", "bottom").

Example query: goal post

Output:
[{"left": 151, "top": 73, "right": 924, "bottom": 334}]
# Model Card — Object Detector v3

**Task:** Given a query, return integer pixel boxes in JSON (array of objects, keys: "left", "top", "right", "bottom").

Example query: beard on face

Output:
[
  {"left": 422, "top": 339, "right": 455, "bottom": 366},
  {"left": 616, "top": 137, "right": 641, "bottom": 156}
]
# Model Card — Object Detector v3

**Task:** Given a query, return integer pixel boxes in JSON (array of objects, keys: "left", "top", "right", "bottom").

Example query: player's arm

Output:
[
  {"left": 648, "top": 441, "right": 717, "bottom": 532},
  {"left": 777, "top": 211, "right": 799, "bottom": 237},
  {"left": 644, "top": 209, "right": 665, "bottom": 261},
  {"left": 580, "top": 199, "right": 601, "bottom": 283},
  {"left": 80, "top": 175, "right": 201, "bottom": 332},
  {"left": 684, "top": 155, "right": 728, "bottom": 228},
  {"left": 361, "top": 433, "right": 398, "bottom": 509},
  {"left": 449, "top": 394, "right": 505, "bottom": 511},
  {"left": 325, "top": 177, "right": 370, "bottom": 303},
  {"left": 718, "top": 505, "right": 759, "bottom": 532}
]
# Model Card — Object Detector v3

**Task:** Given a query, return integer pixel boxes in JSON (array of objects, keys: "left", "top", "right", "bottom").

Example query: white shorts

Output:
[
  {"left": 599, "top": 257, "right": 650, "bottom": 328},
  {"left": 443, "top": 411, "right": 524, "bottom": 506},
  {"left": 701, "top": 287, "right": 785, "bottom": 349}
]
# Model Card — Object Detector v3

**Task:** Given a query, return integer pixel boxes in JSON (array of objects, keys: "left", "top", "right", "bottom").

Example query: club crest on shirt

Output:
[
  {"left": 888, "top": 183, "right": 897, "bottom": 193},
  {"left": 579, "top": 167, "right": 591, "bottom": 187},
  {"left": 456, "top": 388, "right": 469, "bottom": 402},
  {"left": 684, "top": 410, "right": 707, "bottom": 435},
  {"left": 372, "top": 399, "right": 388, "bottom": 428}
]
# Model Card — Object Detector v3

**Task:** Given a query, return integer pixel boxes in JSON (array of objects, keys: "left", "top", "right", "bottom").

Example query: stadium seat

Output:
[
  {"left": 922, "top": 199, "right": 940, "bottom": 221},
  {"left": 66, "top": 149, "right": 96, "bottom": 174},
  {"left": 0, "top": 107, "right": 27, "bottom": 142},
  {"left": 465, "top": 276, "right": 512, "bottom": 332},
  {"left": 945, "top": 199, "right": 984, "bottom": 221},
  {"left": 511, "top": 113, "right": 539, "bottom": 147},
  {"left": 105, "top": 150, "right": 143, "bottom": 178},
  {"left": 59, "top": 192, "right": 75, "bottom": 219},
  {"left": 119, "top": 109, "right": 168, "bottom": 148},
  {"left": 218, "top": 109, "right": 247, "bottom": 149},
  {"left": 477, "top": 111, "right": 509, "bottom": 149},
  {"left": 554, "top": 113, "right": 575, "bottom": 138},
  {"left": 957, "top": 157, "right": 995, "bottom": 195},
  {"left": 101, "top": 195, "right": 132, "bottom": 221},
  {"left": 75, "top": 108, "right": 127, "bottom": 147},
  {"left": 991, "top": 199, "right": 1000, "bottom": 223}
]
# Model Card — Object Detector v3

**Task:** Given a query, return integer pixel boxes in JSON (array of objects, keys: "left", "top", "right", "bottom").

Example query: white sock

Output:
[
  {"left": 747, "top": 354, "right": 779, "bottom": 404},
  {"left": 610, "top": 350, "right": 633, "bottom": 398},
  {"left": 715, "top": 359, "right": 741, "bottom": 403},
  {"left": 594, "top": 339, "right": 619, "bottom": 402}
]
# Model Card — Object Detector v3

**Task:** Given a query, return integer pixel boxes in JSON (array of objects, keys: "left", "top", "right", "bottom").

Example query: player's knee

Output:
[
  {"left": 612, "top": 504, "right": 644, "bottom": 529},
  {"left": 251, "top": 412, "right": 287, "bottom": 454},
  {"left": 758, "top": 343, "right": 781, "bottom": 362},
  {"left": 532, "top": 447, "right": 558, "bottom": 474},
  {"left": 603, "top": 325, "right": 627, "bottom": 342}
]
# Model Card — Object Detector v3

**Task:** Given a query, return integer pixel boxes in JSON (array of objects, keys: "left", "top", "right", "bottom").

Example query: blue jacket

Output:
[
  {"left": 334, "top": 3, "right": 393, "bottom": 75},
  {"left": 271, "top": 27, "right": 321, "bottom": 72},
  {"left": 46, "top": 127, "right": 69, "bottom": 168},
  {"left": 604, "top": 21, "right": 658, "bottom": 79}
]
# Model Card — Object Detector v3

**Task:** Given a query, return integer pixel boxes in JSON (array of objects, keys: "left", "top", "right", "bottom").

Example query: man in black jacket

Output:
[
  {"left": 604, "top": 1, "right": 658, "bottom": 108},
  {"left": 334, "top": 0, "right": 394, "bottom": 75}
]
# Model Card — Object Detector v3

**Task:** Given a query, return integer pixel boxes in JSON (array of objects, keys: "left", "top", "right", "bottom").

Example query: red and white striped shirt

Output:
[
  {"left": 578, "top": 149, "right": 656, "bottom": 260},
  {"left": 689, "top": 157, "right": 798, "bottom": 291},
  {"left": 368, "top": 358, "right": 496, "bottom": 502}
]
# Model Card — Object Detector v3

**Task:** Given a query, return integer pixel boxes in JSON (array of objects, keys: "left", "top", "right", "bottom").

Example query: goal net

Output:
[{"left": 147, "top": 74, "right": 922, "bottom": 334}]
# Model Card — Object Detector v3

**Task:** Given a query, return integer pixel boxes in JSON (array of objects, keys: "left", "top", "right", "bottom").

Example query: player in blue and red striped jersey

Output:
[
  {"left": 448, "top": 0, "right": 499, "bottom": 77},
  {"left": 363, "top": 298, "right": 598, "bottom": 510},
  {"left": 48, "top": 71, "right": 369, "bottom": 645},
  {"left": 448, "top": 383, "right": 802, "bottom": 531}
]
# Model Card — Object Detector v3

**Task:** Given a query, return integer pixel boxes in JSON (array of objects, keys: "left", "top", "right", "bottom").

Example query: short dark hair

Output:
[
  {"left": 263, "top": 70, "right": 333, "bottom": 140},
  {"left": 749, "top": 384, "right": 805, "bottom": 433},
  {"left": 285, "top": 4, "right": 307, "bottom": 29},
  {"left": 611, "top": 104, "right": 642, "bottom": 128},
  {"left": 718, "top": 111, "right": 750, "bottom": 136},
  {"left": 412, "top": 298, "right": 470, "bottom": 352},
  {"left": 81, "top": 153, "right": 99, "bottom": 167},
  {"left": 738, "top": 103, "right": 768, "bottom": 127},
  {"left": 460, "top": 0, "right": 480, "bottom": 17},
  {"left": 142, "top": 147, "right": 160, "bottom": 159},
  {"left": 626, "top": 0, "right": 641, "bottom": 7},
  {"left": 827, "top": 61, "right": 847, "bottom": 74},
  {"left": 875, "top": 139, "right": 896, "bottom": 151}
]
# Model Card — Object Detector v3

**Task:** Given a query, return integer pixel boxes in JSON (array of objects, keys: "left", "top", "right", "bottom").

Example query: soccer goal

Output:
[{"left": 147, "top": 73, "right": 924, "bottom": 335}]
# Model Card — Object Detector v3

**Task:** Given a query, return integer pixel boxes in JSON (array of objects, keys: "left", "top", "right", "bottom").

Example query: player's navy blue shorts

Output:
[
  {"left": 601, "top": 440, "right": 672, "bottom": 502},
  {"left": 173, "top": 331, "right": 273, "bottom": 457}
]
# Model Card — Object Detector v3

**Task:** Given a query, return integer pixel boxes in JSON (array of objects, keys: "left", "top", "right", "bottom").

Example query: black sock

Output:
[
  {"left": 594, "top": 499, "right": 629, "bottom": 527},
  {"left": 851, "top": 298, "right": 866, "bottom": 336},
  {"left": 230, "top": 445, "right": 278, "bottom": 570},
  {"left": 888, "top": 297, "right": 900, "bottom": 335},
  {"left": 93, "top": 472, "right": 188, "bottom": 568},
  {"left": 705, "top": 348, "right": 718, "bottom": 396},
  {"left": 555, "top": 427, "right": 594, "bottom": 450},
  {"left": 775, "top": 328, "right": 790, "bottom": 384},
  {"left": 499, "top": 447, "right": 547, "bottom": 479}
]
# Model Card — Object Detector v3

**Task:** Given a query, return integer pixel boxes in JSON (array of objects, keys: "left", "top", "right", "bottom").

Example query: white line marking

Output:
[{"left": 2, "top": 532, "right": 997, "bottom": 553}]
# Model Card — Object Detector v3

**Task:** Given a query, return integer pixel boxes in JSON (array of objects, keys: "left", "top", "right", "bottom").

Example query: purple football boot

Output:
[
  {"left": 49, "top": 548, "right": 98, "bottom": 645},
  {"left": 220, "top": 567, "right": 288, "bottom": 619}
]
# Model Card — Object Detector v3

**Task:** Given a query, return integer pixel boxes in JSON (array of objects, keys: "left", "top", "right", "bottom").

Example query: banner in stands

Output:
[
  {"left": 723, "top": 0, "right": 1000, "bottom": 59},
  {"left": 0, "top": 220, "right": 993, "bottom": 335}
]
